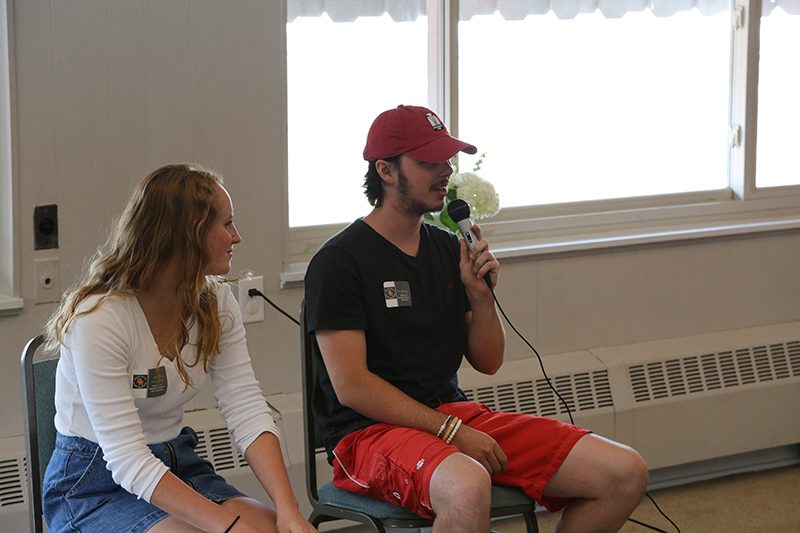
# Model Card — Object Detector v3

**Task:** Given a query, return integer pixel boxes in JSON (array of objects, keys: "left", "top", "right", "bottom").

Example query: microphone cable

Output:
[
  {"left": 490, "top": 287, "right": 681, "bottom": 533},
  {"left": 246, "top": 285, "right": 681, "bottom": 532}
]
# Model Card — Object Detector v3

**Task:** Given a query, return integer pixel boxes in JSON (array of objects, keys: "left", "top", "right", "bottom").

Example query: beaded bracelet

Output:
[
  {"left": 440, "top": 417, "right": 455, "bottom": 442},
  {"left": 440, "top": 416, "right": 460, "bottom": 443},
  {"left": 445, "top": 418, "right": 462, "bottom": 444},
  {"left": 436, "top": 415, "right": 453, "bottom": 438}
]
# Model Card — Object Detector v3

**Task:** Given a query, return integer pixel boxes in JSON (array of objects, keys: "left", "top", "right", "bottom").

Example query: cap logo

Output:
[{"left": 425, "top": 113, "right": 444, "bottom": 131}]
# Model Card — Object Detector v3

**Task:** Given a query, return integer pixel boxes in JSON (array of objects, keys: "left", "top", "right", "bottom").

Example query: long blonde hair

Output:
[{"left": 46, "top": 163, "right": 231, "bottom": 387}]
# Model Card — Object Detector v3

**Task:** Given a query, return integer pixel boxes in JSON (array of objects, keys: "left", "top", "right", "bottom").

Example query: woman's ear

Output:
[{"left": 375, "top": 158, "right": 398, "bottom": 185}]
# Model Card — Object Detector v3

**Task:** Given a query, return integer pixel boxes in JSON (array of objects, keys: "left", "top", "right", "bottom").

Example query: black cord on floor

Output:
[
  {"left": 644, "top": 493, "right": 682, "bottom": 533},
  {"left": 627, "top": 518, "right": 671, "bottom": 533}
]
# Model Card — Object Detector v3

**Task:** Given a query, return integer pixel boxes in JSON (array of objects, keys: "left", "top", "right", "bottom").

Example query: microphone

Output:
[{"left": 447, "top": 199, "right": 492, "bottom": 289}]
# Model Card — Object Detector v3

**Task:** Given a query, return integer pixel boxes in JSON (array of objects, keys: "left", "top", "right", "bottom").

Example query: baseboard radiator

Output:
[
  {"left": 457, "top": 321, "right": 800, "bottom": 475},
  {"left": 3, "top": 322, "right": 800, "bottom": 529}
]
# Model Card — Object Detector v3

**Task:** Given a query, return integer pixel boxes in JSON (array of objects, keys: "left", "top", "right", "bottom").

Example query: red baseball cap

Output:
[{"left": 363, "top": 105, "right": 477, "bottom": 163}]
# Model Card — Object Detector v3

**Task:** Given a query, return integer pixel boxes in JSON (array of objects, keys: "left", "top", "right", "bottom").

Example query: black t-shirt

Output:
[{"left": 305, "top": 219, "right": 470, "bottom": 457}]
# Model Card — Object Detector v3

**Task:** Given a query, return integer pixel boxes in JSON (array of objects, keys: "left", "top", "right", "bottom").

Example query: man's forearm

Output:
[
  {"left": 465, "top": 294, "right": 505, "bottom": 374},
  {"left": 336, "top": 369, "right": 448, "bottom": 435}
]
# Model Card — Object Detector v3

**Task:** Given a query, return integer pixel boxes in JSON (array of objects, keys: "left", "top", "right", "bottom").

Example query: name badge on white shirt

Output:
[{"left": 131, "top": 367, "right": 168, "bottom": 398}]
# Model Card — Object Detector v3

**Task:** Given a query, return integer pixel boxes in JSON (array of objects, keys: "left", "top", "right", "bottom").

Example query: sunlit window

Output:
[
  {"left": 457, "top": 8, "right": 732, "bottom": 208},
  {"left": 287, "top": 12, "right": 428, "bottom": 227},
  {"left": 755, "top": 4, "right": 800, "bottom": 188},
  {"left": 285, "top": 0, "right": 797, "bottom": 239}
]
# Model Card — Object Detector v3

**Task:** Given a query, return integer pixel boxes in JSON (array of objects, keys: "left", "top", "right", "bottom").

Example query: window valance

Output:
[
  {"left": 288, "top": 0, "right": 798, "bottom": 21},
  {"left": 762, "top": 0, "right": 800, "bottom": 15}
]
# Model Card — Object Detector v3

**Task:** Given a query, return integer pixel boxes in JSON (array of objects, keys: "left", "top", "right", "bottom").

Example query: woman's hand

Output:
[{"left": 276, "top": 507, "right": 317, "bottom": 532}]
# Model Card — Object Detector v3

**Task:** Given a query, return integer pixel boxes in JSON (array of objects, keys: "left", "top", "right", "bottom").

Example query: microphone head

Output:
[{"left": 447, "top": 198, "right": 471, "bottom": 223}]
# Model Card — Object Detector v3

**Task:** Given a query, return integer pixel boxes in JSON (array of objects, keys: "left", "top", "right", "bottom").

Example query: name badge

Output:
[
  {"left": 131, "top": 366, "right": 168, "bottom": 398},
  {"left": 384, "top": 281, "right": 412, "bottom": 308}
]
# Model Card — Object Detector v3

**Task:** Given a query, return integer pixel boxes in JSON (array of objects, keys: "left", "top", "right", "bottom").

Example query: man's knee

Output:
[
  {"left": 545, "top": 434, "right": 649, "bottom": 502},
  {"left": 429, "top": 453, "right": 491, "bottom": 513},
  {"left": 590, "top": 438, "right": 649, "bottom": 502},
  {"left": 616, "top": 446, "right": 649, "bottom": 499}
]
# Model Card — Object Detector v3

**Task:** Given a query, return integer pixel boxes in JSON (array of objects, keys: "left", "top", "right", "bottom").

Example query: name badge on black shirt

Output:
[
  {"left": 383, "top": 281, "right": 412, "bottom": 308},
  {"left": 131, "top": 366, "right": 168, "bottom": 398}
]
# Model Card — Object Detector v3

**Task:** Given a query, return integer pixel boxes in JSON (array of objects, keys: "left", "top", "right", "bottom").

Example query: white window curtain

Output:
[
  {"left": 762, "top": 0, "right": 800, "bottom": 15},
  {"left": 459, "top": 0, "right": 730, "bottom": 19},
  {"left": 287, "top": 0, "right": 426, "bottom": 22},
  {"left": 285, "top": 0, "right": 781, "bottom": 21}
]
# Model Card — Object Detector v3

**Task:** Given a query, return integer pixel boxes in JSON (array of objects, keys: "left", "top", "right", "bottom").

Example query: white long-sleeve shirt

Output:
[{"left": 54, "top": 283, "right": 279, "bottom": 502}]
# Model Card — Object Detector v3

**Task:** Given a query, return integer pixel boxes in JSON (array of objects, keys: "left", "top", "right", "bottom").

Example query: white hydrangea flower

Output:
[{"left": 449, "top": 172, "right": 500, "bottom": 220}]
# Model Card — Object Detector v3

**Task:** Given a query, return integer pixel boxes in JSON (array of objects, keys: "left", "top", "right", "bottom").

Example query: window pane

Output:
[
  {"left": 755, "top": 6, "right": 800, "bottom": 188},
  {"left": 287, "top": 13, "right": 428, "bottom": 227},
  {"left": 458, "top": 9, "right": 732, "bottom": 209}
]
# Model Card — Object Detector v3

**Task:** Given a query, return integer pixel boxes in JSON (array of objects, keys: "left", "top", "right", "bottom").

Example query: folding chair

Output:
[
  {"left": 21, "top": 335, "right": 58, "bottom": 533},
  {"left": 300, "top": 301, "right": 538, "bottom": 532}
]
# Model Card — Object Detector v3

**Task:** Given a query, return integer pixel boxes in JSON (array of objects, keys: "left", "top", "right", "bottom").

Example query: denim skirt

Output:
[{"left": 43, "top": 427, "right": 246, "bottom": 533}]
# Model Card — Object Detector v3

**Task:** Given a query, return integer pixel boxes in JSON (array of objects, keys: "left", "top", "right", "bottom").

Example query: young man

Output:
[{"left": 304, "top": 105, "right": 648, "bottom": 533}]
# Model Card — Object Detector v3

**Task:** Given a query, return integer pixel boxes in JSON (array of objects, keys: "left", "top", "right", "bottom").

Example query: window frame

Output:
[
  {"left": 0, "top": 0, "right": 22, "bottom": 313},
  {"left": 280, "top": 0, "right": 800, "bottom": 287}
]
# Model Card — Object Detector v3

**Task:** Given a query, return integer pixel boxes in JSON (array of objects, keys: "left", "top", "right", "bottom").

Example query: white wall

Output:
[{"left": 3, "top": 0, "right": 800, "bottom": 455}]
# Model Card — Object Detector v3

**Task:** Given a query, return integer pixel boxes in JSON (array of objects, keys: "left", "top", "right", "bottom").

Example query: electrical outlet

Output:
[
  {"left": 238, "top": 276, "right": 264, "bottom": 324},
  {"left": 34, "top": 257, "right": 60, "bottom": 304}
]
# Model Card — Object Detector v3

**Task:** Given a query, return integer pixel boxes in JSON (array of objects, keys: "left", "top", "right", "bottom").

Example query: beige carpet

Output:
[{"left": 492, "top": 465, "right": 800, "bottom": 533}]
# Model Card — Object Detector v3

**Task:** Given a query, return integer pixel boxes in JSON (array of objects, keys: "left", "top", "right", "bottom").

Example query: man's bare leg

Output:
[
  {"left": 544, "top": 434, "right": 649, "bottom": 533},
  {"left": 429, "top": 453, "right": 492, "bottom": 533}
]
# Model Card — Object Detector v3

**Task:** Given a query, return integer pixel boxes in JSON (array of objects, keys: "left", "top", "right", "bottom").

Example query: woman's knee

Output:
[{"left": 221, "top": 497, "right": 278, "bottom": 532}]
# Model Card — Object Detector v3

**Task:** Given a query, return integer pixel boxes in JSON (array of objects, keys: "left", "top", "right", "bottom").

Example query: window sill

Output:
[
  {"left": 0, "top": 294, "right": 24, "bottom": 315},
  {"left": 281, "top": 213, "right": 800, "bottom": 288},
  {"left": 282, "top": 194, "right": 800, "bottom": 289},
  {"left": 491, "top": 215, "right": 800, "bottom": 260}
]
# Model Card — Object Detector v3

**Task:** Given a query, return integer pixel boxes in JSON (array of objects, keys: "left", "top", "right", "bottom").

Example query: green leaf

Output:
[
  {"left": 438, "top": 208, "right": 459, "bottom": 233},
  {"left": 473, "top": 151, "right": 487, "bottom": 173},
  {"left": 446, "top": 186, "right": 458, "bottom": 201}
]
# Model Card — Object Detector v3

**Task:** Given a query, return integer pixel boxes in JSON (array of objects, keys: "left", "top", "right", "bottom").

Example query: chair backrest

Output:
[
  {"left": 299, "top": 301, "right": 322, "bottom": 505},
  {"left": 21, "top": 335, "right": 58, "bottom": 533}
]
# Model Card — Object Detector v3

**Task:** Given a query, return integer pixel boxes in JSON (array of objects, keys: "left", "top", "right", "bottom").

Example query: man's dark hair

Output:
[{"left": 363, "top": 155, "right": 402, "bottom": 207}]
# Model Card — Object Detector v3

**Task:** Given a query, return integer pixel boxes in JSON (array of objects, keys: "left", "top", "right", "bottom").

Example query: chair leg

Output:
[
  {"left": 310, "top": 510, "right": 387, "bottom": 533},
  {"left": 523, "top": 511, "right": 539, "bottom": 533},
  {"left": 361, "top": 517, "right": 387, "bottom": 533}
]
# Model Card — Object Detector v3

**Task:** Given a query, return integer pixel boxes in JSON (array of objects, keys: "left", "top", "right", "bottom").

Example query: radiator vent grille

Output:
[
  {"left": 0, "top": 457, "right": 25, "bottom": 508},
  {"left": 462, "top": 370, "right": 614, "bottom": 417},
  {"left": 629, "top": 340, "right": 800, "bottom": 403},
  {"left": 3, "top": 427, "right": 247, "bottom": 512},
  {"left": 194, "top": 427, "right": 248, "bottom": 472}
]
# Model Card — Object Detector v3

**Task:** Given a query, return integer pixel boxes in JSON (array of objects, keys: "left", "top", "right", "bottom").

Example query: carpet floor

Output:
[{"left": 493, "top": 464, "right": 800, "bottom": 532}]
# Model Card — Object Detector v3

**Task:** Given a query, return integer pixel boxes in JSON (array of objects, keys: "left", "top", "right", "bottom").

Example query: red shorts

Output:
[{"left": 332, "top": 402, "right": 590, "bottom": 518}]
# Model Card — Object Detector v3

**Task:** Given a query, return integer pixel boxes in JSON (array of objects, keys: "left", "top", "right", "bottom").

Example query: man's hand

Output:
[
  {"left": 450, "top": 424, "right": 508, "bottom": 476},
  {"left": 459, "top": 224, "right": 499, "bottom": 292}
]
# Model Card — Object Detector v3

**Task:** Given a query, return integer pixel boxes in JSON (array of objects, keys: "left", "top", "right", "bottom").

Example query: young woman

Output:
[{"left": 44, "top": 164, "right": 315, "bottom": 533}]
